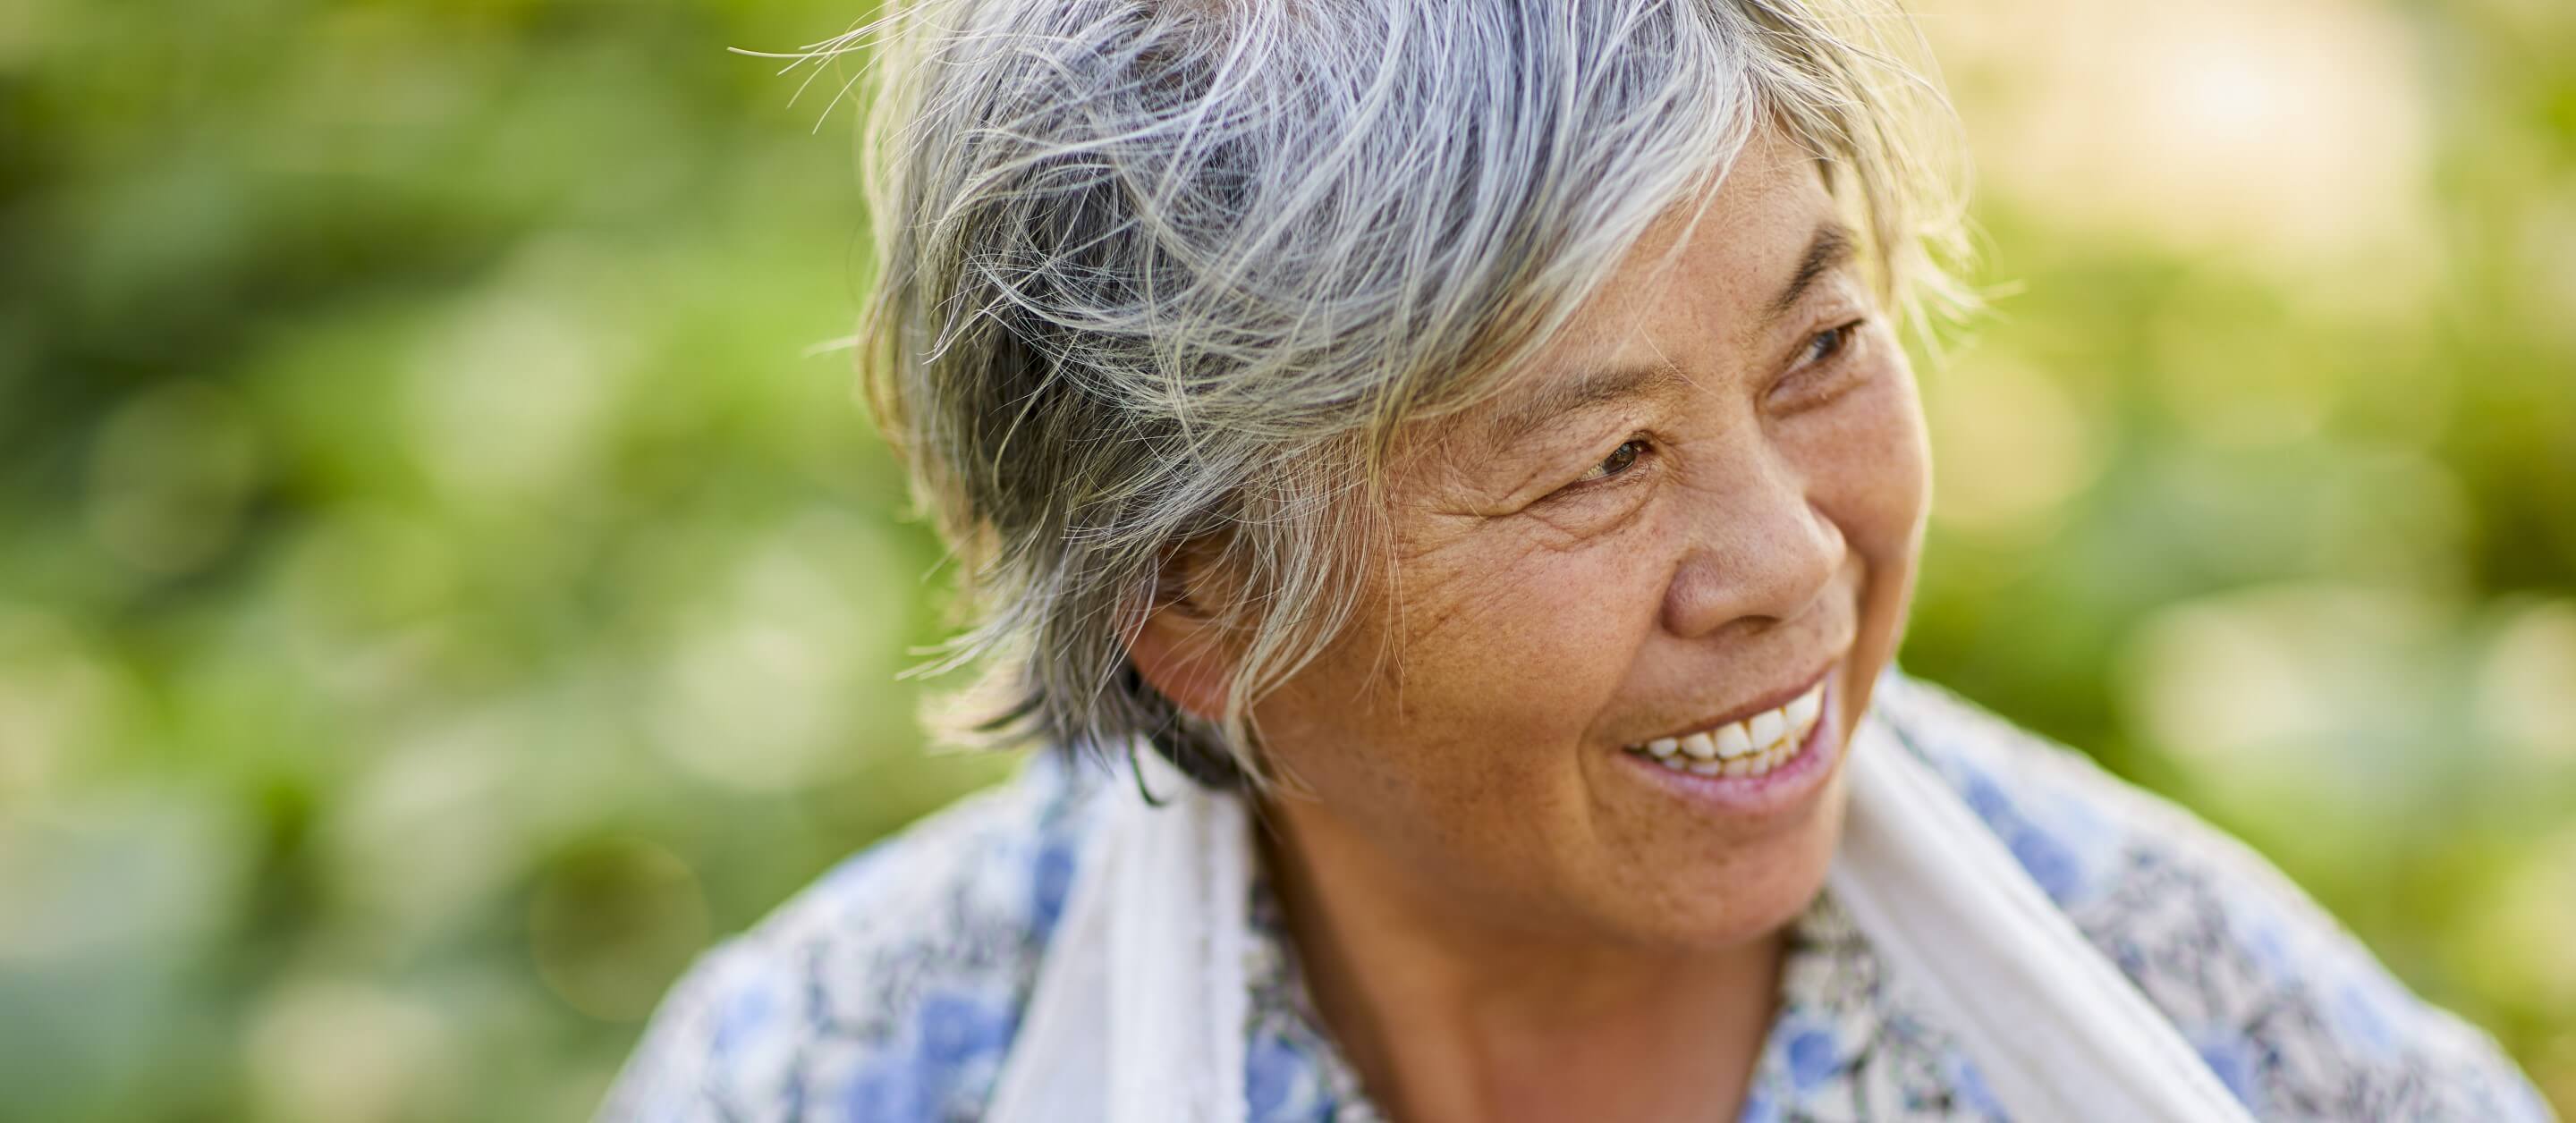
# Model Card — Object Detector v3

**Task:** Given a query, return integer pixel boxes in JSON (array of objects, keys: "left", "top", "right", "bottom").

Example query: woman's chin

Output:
[{"left": 1565, "top": 763, "right": 1850, "bottom": 952}]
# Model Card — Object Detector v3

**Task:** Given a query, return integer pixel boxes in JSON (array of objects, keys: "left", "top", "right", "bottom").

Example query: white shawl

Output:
[{"left": 985, "top": 711, "right": 2257, "bottom": 1123}]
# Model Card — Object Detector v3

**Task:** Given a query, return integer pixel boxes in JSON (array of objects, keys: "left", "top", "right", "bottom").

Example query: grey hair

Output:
[{"left": 804, "top": 0, "right": 1970, "bottom": 788}]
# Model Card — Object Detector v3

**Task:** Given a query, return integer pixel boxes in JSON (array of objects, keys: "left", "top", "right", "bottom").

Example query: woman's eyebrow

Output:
[
  {"left": 1761, "top": 221, "right": 1858, "bottom": 329},
  {"left": 1476, "top": 361, "right": 1687, "bottom": 452}
]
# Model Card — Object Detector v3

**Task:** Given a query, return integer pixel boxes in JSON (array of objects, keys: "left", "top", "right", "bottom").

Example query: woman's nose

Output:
[{"left": 1658, "top": 455, "right": 1847, "bottom": 639}]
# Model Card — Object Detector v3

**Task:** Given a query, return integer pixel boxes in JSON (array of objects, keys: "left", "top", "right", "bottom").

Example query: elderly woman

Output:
[{"left": 605, "top": 1, "right": 2550, "bottom": 1120}]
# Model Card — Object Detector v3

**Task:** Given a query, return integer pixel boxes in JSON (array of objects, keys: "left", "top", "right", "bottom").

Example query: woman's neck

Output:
[{"left": 1258, "top": 806, "right": 1785, "bottom": 1123}]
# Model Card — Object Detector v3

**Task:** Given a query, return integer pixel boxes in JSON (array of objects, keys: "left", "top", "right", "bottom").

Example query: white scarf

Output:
[{"left": 986, "top": 711, "right": 2257, "bottom": 1123}]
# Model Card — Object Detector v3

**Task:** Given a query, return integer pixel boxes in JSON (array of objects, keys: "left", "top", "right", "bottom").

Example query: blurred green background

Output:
[{"left": 0, "top": 0, "right": 2568, "bottom": 1119}]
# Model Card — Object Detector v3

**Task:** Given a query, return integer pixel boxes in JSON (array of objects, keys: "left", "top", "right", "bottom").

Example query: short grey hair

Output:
[{"left": 814, "top": 0, "right": 1969, "bottom": 788}]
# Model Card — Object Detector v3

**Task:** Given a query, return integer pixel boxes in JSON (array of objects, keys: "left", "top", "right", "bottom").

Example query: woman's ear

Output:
[{"left": 1125, "top": 548, "right": 1240, "bottom": 723}]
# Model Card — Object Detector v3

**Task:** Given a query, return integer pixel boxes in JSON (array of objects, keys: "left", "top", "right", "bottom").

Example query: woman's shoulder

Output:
[
  {"left": 1873, "top": 670, "right": 2552, "bottom": 1122},
  {"left": 597, "top": 752, "right": 1107, "bottom": 1123}
]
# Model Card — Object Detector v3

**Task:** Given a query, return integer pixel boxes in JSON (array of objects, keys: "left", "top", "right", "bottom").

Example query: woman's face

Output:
[{"left": 1242, "top": 128, "right": 1932, "bottom": 950}]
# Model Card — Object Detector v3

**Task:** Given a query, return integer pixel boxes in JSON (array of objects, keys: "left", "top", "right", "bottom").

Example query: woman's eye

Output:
[
  {"left": 1800, "top": 320, "right": 1861, "bottom": 367},
  {"left": 1574, "top": 438, "right": 1649, "bottom": 485}
]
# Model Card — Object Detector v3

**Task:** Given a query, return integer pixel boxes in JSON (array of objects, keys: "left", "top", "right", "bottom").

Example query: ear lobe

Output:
[{"left": 1127, "top": 591, "right": 1238, "bottom": 722}]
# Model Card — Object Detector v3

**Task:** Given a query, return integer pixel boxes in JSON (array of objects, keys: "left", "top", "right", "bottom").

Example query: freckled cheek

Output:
[
  {"left": 1796, "top": 373, "right": 1931, "bottom": 565},
  {"left": 1289, "top": 533, "right": 1663, "bottom": 759},
  {"left": 1808, "top": 375, "right": 1930, "bottom": 723},
  {"left": 1393, "top": 543, "right": 1666, "bottom": 733}
]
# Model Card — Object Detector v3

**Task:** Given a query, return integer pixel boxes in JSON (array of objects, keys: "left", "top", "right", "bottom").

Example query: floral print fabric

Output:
[{"left": 600, "top": 671, "right": 2552, "bottom": 1122}]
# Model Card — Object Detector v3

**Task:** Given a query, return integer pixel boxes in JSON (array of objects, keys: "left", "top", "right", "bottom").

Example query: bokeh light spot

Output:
[{"left": 529, "top": 837, "right": 711, "bottom": 1024}]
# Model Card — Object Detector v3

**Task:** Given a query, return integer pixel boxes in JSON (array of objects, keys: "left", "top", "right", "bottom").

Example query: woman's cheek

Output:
[
  {"left": 1814, "top": 363, "right": 1930, "bottom": 716},
  {"left": 1424, "top": 548, "right": 1634, "bottom": 681},
  {"left": 1794, "top": 364, "right": 1929, "bottom": 555},
  {"left": 1364, "top": 534, "right": 1657, "bottom": 747}
]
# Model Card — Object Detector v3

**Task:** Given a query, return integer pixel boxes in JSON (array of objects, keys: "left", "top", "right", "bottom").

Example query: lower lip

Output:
[{"left": 1616, "top": 678, "right": 1841, "bottom": 817}]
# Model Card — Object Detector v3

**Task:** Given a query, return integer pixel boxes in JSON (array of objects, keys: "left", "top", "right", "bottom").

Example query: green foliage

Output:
[{"left": 0, "top": 0, "right": 2568, "bottom": 1119}]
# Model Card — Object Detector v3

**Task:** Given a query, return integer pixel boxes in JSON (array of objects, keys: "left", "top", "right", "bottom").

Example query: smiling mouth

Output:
[{"left": 1622, "top": 677, "right": 1827, "bottom": 779}]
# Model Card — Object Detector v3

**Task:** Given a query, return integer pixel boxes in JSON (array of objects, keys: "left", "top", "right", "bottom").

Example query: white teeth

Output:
[
  {"left": 1633, "top": 729, "right": 1808, "bottom": 781},
  {"left": 1748, "top": 708, "right": 1786, "bottom": 750},
  {"left": 1625, "top": 678, "right": 1832, "bottom": 773},
  {"left": 1785, "top": 685, "right": 1822, "bottom": 731}
]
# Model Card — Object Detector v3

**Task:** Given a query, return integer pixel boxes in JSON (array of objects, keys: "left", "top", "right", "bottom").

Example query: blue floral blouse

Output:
[{"left": 600, "top": 671, "right": 2553, "bottom": 1122}]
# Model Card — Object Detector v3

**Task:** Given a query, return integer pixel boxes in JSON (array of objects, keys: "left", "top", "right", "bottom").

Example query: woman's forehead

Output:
[
  {"left": 1572, "top": 133, "right": 1844, "bottom": 349},
  {"left": 1446, "top": 146, "right": 1853, "bottom": 451}
]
